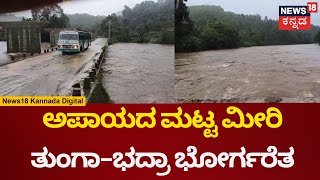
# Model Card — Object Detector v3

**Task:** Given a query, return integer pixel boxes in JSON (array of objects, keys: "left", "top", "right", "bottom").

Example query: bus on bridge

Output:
[{"left": 58, "top": 30, "right": 91, "bottom": 53}]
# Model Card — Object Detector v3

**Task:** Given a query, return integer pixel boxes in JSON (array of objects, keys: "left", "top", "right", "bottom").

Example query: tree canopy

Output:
[
  {"left": 97, "top": 0, "right": 174, "bottom": 44},
  {"left": 31, "top": 4, "right": 70, "bottom": 28}
]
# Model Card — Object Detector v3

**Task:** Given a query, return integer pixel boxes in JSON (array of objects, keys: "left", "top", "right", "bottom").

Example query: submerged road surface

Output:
[
  {"left": 102, "top": 43, "right": 174, "bottom": 103},
  {"left": 0, "top": 38, "right": 107, "bottom": 96},
  {"left": 176, "top": 44, "right": 320, "bottom": 102}
]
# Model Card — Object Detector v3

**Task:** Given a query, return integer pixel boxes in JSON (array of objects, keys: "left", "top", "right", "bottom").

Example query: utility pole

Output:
[{"left": 108, "top": 20, "right": 111, "bottom": 40}]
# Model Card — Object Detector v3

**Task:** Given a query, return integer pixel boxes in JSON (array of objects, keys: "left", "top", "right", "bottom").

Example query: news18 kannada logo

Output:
[{"left": 279, "top": 2, "right": 318, "bottom": 30}]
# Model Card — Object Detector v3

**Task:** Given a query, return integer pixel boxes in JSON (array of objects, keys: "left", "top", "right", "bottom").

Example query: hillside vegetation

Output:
[
  {"left": 67, "top": 13, "right": 105, "bottom": 32},
  {"left": 98, "top": 0, "right": 174, "bottom": 44},
  {"left": 176, "top": 5, "right": 320, "bottom": 52}
]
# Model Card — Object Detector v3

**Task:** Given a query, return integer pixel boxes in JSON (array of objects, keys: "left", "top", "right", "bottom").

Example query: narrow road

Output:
[{"left": 0, "top": 38, "right": 107, "bottom": 96}]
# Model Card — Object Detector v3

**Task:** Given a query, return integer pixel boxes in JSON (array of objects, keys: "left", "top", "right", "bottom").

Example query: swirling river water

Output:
[{"left": 175, "top": 44, "right": 320, "bottom": 102}]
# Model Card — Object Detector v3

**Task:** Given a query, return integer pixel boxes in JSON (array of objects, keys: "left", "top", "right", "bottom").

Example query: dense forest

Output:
[
  {"left": 97, "top": 0, "right": 174, "bottom": 44},
  {"left": 30, "top": 4, "right": 70, "bottom": 28},
  {"left": 176, "top": 5, "right": 320, "bottom": 52}
]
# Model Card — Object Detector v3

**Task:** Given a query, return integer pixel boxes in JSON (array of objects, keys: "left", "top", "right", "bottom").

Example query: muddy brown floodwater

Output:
[
  {"left": 175, "top": 44, "right": 320, "bottom": 103},
  {"left": 102, "top": 43, "right": 174, "bottom": 103}
]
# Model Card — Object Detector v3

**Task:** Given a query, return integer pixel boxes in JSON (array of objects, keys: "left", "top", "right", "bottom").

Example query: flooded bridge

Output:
[{"left": 0, "top": 38, "right": 107, "bottom": 96}]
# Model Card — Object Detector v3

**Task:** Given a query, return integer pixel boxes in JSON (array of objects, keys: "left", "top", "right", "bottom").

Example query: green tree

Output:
[
  {"left": 175, "top": 0, "right": 200, "bottom": 52},
  {"left": 200, "top": 23, "right": 240, "bottom": 50},
  {"left": 136, "top": 24, "right": 150, "bottom": 43},
  {"left": 31, "top": 4, "right": 70, "bottom": 28},
  {"left": 176, "top": 34, "right": 202, "bottom": 52},
  {"left": 98, "top": 0, "right": 173, "bottom": 44}
]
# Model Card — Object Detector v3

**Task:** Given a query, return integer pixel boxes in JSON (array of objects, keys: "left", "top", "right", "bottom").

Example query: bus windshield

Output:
[{"left": 59, "top": 34, "right": 79, "bottom": 40}]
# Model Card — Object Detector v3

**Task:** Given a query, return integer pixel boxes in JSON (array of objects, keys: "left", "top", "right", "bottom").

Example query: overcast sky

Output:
[
  {"left": 11, "top": 0, "right": 320, "bottom": 26},
  {"left": 188, "top": 0, "right": 320, "bottom": 25},
  {"left": 12, "top": 0, "right": 154, "bottom": 17}
]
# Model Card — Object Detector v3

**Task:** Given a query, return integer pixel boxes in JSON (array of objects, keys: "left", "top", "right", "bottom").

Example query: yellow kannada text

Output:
[{"left": 43, "top": 106, "right": 282, "bottom": 139}]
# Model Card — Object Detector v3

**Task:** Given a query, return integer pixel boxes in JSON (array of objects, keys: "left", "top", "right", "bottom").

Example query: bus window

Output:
[{"left": 59, "top": 34, "right": 78, "bottom": 40}]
